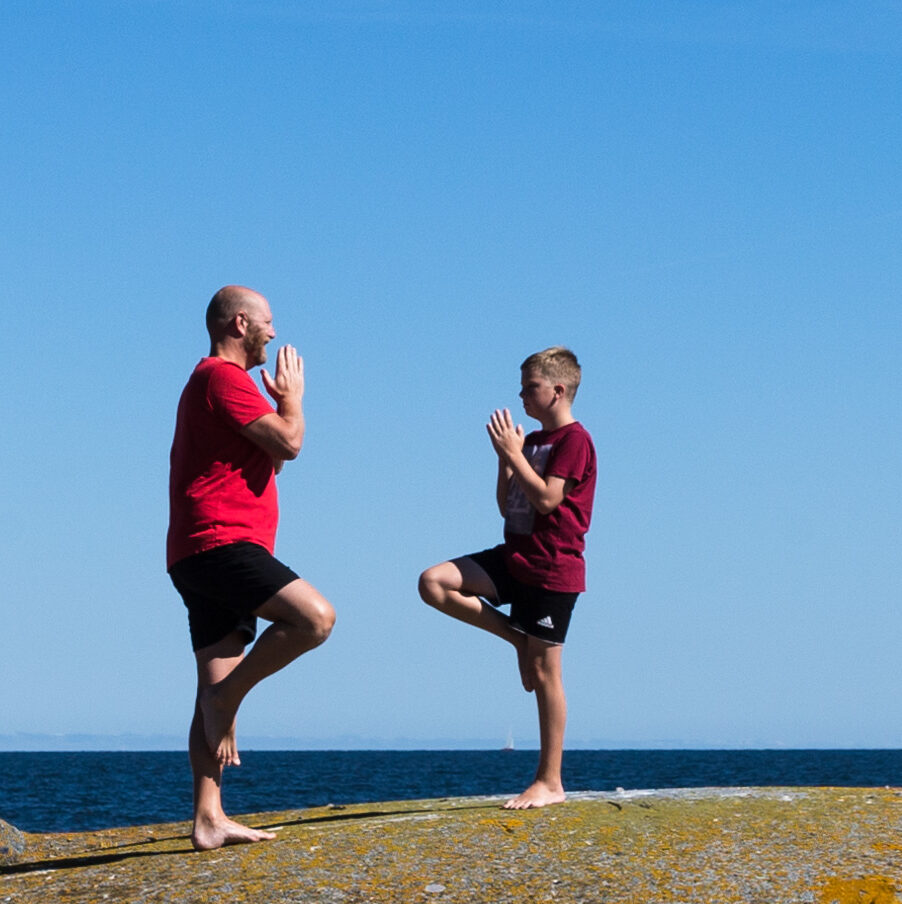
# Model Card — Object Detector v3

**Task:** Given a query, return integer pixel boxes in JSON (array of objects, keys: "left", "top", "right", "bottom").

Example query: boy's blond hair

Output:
[{"left": 521, "top": 346, "right": 582, "bottom": 401}]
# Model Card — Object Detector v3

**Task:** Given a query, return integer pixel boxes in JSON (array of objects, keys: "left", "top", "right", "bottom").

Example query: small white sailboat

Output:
[{"left": 502, "top": 729, "right": 514, "bottom": 752}]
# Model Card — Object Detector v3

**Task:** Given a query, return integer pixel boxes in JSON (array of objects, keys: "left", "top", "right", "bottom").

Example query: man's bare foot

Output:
[
  {"left": 503, "top": 781, "right": 566, "bottom": 809},
  {"left": 192, "top": 815, "right": 277, "bottom": 851},
  {"left": 199, "top": 686, "right": 240, "bottom": 766}
]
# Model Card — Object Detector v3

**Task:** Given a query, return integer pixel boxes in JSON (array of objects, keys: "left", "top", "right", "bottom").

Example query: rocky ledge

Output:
[{"left": 2, "top": 788, "right": 901, "bottom": 902}]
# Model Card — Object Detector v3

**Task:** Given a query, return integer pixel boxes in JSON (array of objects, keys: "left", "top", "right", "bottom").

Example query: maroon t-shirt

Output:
[
  {"left": 503, "top": 421, "right": 596, "bottom": 592},
  {"left": 167, "top": 358, "right": 277, "bottom": 569}
]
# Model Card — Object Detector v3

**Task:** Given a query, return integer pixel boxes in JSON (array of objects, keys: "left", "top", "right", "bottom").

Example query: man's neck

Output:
[{"left": 209, "top": 340, "right": 250, "bottom": 370}]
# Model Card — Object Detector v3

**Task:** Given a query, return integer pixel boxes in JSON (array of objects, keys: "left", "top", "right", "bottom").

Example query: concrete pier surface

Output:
[{"left": 2, "top": 787, "right": 901, "bottom": 902}]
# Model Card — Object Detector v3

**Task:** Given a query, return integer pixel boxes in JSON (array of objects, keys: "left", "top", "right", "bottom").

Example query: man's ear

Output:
[{"left": 232, "top": 311, "right": 249, "bottom": 337}]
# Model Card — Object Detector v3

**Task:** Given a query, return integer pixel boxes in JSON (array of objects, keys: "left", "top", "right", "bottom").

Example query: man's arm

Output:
[
  {"left": 487, "top": 408, "right": 575, "bottom": 515},
  {"left": 241, "top": 345, "right": 305, "bottom": 461}
]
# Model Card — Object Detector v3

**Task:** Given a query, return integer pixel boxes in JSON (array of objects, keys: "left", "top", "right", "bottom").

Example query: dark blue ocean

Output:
[{"left": 2, "top": 749, "right": 902, "bottom": 834}]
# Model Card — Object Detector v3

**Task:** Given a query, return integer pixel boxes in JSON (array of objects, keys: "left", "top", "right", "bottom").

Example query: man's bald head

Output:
[{"left": 205, "top": 285, "right": 267, "bottom": 342}]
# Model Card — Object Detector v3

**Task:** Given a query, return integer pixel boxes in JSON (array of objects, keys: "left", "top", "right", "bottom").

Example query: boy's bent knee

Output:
[
  {"left": 418, "top": 568, "right": 449, "bottom": 608},
  {"left": 418, "top": 571, "right": 438, "bottom": 606}
]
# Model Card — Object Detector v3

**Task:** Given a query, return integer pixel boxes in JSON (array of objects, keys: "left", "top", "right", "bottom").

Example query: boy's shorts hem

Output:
[
  {"left": 169, "top": 541, "right": 299, "bottom": 652},
  {"left": 464, "top": 545, "right": 578, "bottom": 645}
]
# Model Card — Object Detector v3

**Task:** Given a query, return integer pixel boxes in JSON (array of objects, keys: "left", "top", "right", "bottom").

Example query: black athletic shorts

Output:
[
  {"left": 465, "top": 545, "right": 578, "bottom": 646},
  {"left": 169, "top": 541, "right": 299, "bottom": 652}
]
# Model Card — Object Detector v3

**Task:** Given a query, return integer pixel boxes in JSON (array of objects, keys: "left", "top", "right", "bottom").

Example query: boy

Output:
[{"left": 419, "top": 347, "right": 596, "bottom": 809}]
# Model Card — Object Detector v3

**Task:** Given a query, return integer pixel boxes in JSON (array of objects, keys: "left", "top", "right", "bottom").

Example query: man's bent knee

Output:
[
  {"left": 290, "top": 593, "right": 334, "bottom": 647},
  {"left": 256, "top": 580, "right": 336, "bottom": 642},
  {"left": 309, "top": 599, "right": 336, "bottom": 646}
]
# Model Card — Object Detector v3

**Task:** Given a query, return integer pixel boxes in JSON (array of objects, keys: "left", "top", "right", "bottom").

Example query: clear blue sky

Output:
[{"left": 2, "top": 1, "right": 899, "bottom": 750}]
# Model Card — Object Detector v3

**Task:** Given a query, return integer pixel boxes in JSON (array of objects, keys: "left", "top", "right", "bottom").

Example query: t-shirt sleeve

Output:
[
  {"left": 207, "top": 364, "right": 275, "bottom": 430},
  {"left": 546, "top": 429, "right": 593, "bottom": 482}
]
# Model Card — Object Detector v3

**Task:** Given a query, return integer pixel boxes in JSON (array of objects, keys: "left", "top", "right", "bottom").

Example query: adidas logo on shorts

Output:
[{"left": 537, "top": 615, "right": 555, "bottom": 629}]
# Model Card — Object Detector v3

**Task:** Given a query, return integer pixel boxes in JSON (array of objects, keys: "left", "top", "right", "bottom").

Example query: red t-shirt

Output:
[
  {"left": 503, "top": 421, "right": 597, "bottom": 592},
  {"left": 167, "top": 358, "right": 278, "bottom": 569}
]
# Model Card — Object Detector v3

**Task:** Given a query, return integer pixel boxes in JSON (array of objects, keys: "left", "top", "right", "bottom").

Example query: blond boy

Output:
[{"left": 419, "top": 347, "right": 596, "bottom": 808}]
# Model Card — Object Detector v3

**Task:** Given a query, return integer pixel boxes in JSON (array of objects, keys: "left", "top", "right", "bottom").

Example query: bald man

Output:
[{"left": 167, "top": 286, "right": 335, "bottom": 850}]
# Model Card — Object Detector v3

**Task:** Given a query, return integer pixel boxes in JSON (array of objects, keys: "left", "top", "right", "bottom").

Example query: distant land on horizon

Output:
[{"left": 0, "top": 733, "right": 886, "bottom": 752}]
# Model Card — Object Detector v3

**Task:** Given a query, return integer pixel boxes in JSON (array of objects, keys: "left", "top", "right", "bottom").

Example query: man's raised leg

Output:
[
  {"left": 190, "top": 633, "right": 277, "bottom": 850},
  {"left": 503, "top": 638, "right": 567, "bottom": 809},
  {"left": 199, "top": 578, "right": 335, "bottom": 766}
]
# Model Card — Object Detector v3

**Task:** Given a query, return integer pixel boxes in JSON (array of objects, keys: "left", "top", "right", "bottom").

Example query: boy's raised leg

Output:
[
  {"left": 419, "top": 558, "right": 534, "bottom": 689},
  {"left": 420, "top": 558, "right": 568, "bottom": 808}
]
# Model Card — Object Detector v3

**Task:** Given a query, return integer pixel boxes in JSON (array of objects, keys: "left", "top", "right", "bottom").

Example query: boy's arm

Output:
[
  {"left": 486, "top": 408, "right": 575, "bottom": 515},
  {"left": 508, "top": 461, "right": 574, "bottom": 515},
  {"left": 496, "top": 458, "right": 513, "bottom": 516}
]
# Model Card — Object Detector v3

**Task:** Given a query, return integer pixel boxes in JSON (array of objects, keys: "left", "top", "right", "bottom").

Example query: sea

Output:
[{"left": 2, "top": 749, "right": 902, "bottom": 834}]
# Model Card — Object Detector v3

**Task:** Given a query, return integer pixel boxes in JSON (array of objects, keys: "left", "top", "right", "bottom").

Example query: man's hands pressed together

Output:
[{"left": 261, "top": 344, "right": 304, "bottom": 406}]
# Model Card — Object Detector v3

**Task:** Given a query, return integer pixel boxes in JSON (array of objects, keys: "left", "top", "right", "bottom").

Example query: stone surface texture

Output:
[
  {"left": 0, "top": 822, "right": 25, "bottom": 868},
  {"left": 2, "top": 788, "right": 902, "bottom": 902}
]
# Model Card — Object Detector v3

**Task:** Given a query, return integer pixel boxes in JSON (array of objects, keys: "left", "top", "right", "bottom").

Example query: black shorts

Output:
[
  {"left": 169, "top": 542, "right": 299, "bottom": 652},
  {"left": 465, "top": 545, "right": 578, "bottom": 646}
]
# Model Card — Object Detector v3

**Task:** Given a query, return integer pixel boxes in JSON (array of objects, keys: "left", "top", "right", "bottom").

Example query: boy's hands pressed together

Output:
[
  {"left": 488, "top": 406, "right": 573, "bottom": 516},
  {"left": 487, "top": 408, "right": 525, "bottom": 461}
]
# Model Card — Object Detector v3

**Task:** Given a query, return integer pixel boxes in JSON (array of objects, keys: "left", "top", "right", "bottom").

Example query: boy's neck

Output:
[{"left": 536, "top": 406, "right": 576, "bottom": 432}]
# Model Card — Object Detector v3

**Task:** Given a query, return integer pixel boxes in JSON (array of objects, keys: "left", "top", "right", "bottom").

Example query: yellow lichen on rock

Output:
[
  {"left": 817, "top": 876, "right": 902, "bottom": 904},
  {"left": 4, "top": 789, "right": 902, "bottom": 903}
]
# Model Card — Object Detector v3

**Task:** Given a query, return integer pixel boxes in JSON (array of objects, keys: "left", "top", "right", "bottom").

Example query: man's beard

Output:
[{"left": 244, "top": 325, "right": 268, "bottom": 365}]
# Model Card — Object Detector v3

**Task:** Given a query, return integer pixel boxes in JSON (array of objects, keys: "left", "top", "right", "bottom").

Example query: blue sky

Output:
[{"left": 2, "top": 1, "right": 899, "bottom": 750}]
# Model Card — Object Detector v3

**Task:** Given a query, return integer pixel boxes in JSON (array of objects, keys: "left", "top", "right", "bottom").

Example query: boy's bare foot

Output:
[
  {"left": 192, "top": 815, "right": 277, "bottom": 851},
  {"left": 516, "top": 645, "right": 534, "bottom": 693},
  {"left": 199, "top": 686, "right": 240, "bottom": 766},
  {"left": 503, "top": 781, "right": 566, "bottom": 809}
]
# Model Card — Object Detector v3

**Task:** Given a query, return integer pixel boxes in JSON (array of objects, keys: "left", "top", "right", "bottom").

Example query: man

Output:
[{"left": 167, "top": 285, "right": 335, "bottom": 851}]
